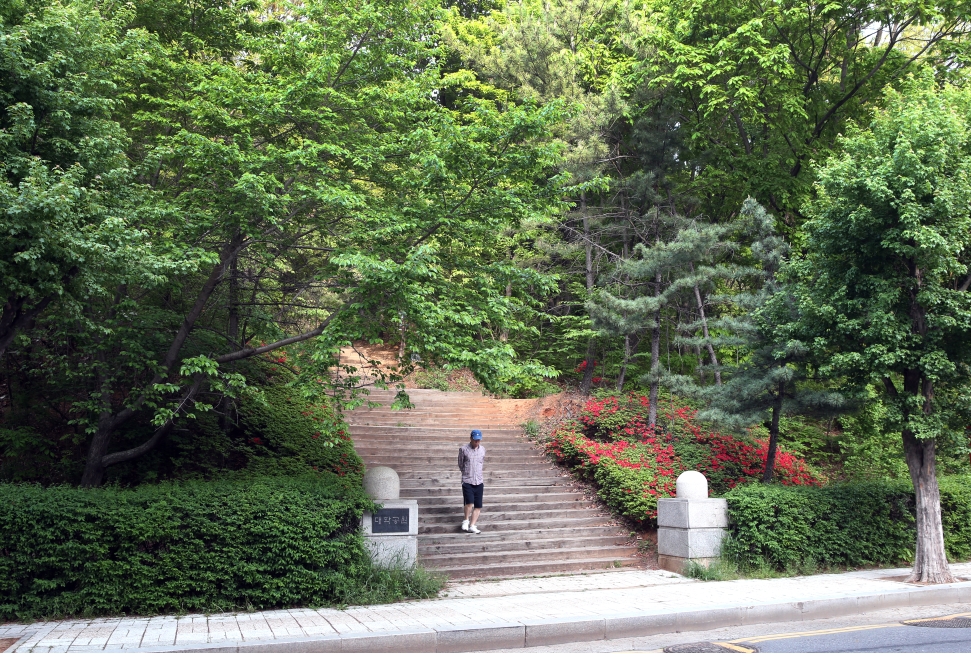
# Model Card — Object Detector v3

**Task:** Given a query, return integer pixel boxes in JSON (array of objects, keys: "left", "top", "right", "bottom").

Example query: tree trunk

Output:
[
  {"left": 580, "top": 339, "right": 596, "bottom": 394},
  {"left": 891, "top": 370, "right": 955, "bottom": 583},
  {"left": 903, "top": 431, "right": 954, "bottom": 583},
  {"left": 689, "top": 264, "right": 721, "bottom": 385},
  {"left": 398, "top": 310, "right": 406, "bottom": 360},
  {"left": 221, "top": 255, "right": 240, "bottom": 430},
  {"left": 648, "top": 279, "right": 662, "bottom": 428},
  {"left": 762, "top": 381, "right": 785, "bottom": 483},
  {"left": 695, "top": 343, "right": 705, "bottom": 384},
  {"left": 79, "top": 409, "right": 116, "bottom": 488},
  {"left": 580, "top": 194, "right": 596, "bottom": 395},
  {"left": 617, "top": 334, "right": 630, "bottom": 392},
  {"left": 79, "top": 240, "right": 243, "bottom": 486},
  {"left": 903, "top": 430, "right": 954, "bottom": 583},
  {"left": 499, "top": 281, "right": 512, "bottom": 342}
]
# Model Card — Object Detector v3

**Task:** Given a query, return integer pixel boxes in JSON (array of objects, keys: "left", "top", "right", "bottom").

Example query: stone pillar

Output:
[
  {"left": 656, "top": 471, "right": 728, "bottom": 574},
  {"left": 361, "top": 466, "right": 418, "bottom": 568}
]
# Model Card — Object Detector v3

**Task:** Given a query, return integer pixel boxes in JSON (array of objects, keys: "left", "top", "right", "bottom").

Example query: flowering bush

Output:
[
  {"left": 545, "top": 393, "right": 821, "bottom": 525},
  {"left": 547, "top": 425, "right": 678, "bottom": 521}
]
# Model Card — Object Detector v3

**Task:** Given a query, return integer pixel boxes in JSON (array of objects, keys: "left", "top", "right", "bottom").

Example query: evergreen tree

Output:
[
  {"left": 589, "top": 211, "right": 734, "bottom": 424},
  {"left": 695, "top": 199, "right": 845, "bottom": 482}
]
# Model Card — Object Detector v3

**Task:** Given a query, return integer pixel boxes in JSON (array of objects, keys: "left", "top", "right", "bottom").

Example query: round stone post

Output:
[
  {"left": 656, "top": 471, "right": 728, "bottom": 573},
  {"left": 361, "top": 467, "right": 418, "bottom": 568}
]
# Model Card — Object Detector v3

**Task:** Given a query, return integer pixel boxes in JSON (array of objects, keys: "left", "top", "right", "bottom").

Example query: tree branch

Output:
[
  {"left": 101, "top": 376, "right": 204, "bottom": 468},
  {"left": 215, "top": 308, "right": 343, "bottom": 364}
]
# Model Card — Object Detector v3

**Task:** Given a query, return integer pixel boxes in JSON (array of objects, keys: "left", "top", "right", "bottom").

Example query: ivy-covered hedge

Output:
[
  {"left": 724, "top": 476, "right": 971, "bottom": 571},
  {"left": 0, "top": 475, "right": 374, "bottom": 621}
]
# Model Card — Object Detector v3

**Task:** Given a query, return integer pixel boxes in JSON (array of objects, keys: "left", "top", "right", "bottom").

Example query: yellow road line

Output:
[
  {"left": 729, "top": 622, "right": 900, "bottom": 644},
  {"left": 711, "top": 642, "right": 758, "bottom": 652},
  {"left": 903, "top": 611, "right": 971, "bottom": 624}
]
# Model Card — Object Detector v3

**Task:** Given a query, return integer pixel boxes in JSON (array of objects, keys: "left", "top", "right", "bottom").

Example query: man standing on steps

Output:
[{"left": 458, "top": 429, "right": 485, "bottom": 534}]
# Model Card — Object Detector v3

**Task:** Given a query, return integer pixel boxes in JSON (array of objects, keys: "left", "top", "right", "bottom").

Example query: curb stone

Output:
[{"left": 142, "top": 581, "right": 971, "bottom": 653}]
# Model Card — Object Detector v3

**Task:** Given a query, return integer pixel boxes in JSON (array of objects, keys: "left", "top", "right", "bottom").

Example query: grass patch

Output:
[{"left": 338, "top": 560, "right": 446, "bottom": 606}]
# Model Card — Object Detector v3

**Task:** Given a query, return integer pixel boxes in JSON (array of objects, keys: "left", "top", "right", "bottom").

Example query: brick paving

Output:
[{"left": 3, "top": 564, "right": 971, "bottom": 652}]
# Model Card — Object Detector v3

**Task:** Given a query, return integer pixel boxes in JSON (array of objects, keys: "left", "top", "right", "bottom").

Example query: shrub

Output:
[
  {"left": 724, "top": 478, "right": 971, "bottom": 572},
  {"left": 940, "top": 475, "right": 971, "bottom": 561},
  {"left": 545, "top": 394, "right": 820, "bottom": 524},
  {"left": 723, "top": 481, "right": 915, "bottom": 571},
  {"left": 239, "top": 385, "right": 363, "bottom": 478},
  {"left": 0, "top": 475, "right": 377, "bottom": 621},
  {"left": 548, "top": 425, "right": 679, "bottom": 520}
]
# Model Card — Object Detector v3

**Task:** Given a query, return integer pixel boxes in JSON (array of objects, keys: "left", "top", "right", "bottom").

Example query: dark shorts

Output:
[{"left": 462, "top": 482, "right": 484, "bottom": 508}]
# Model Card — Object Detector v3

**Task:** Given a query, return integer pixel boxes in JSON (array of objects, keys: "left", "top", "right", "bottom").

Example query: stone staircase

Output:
[{"left": 347, "top": 388, "right": 640, "bottom": 579}]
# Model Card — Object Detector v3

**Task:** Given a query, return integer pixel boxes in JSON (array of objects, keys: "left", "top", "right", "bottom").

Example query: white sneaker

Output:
[
  {"left": 469, "top": 525, "right": 481, "bottom": 534},
  {"left": 461, "top": 519, "right": 469, "bottom": 532}
]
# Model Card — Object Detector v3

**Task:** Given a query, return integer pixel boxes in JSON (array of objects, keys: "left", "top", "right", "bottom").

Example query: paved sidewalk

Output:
[{"left": 3, "top": 564, "right": 971, "bottom": 653}]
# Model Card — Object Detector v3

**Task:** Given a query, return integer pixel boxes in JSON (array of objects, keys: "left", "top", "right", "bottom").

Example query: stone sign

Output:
[{"left": 371, "top": 508, "right": 410, "bottom": 533}]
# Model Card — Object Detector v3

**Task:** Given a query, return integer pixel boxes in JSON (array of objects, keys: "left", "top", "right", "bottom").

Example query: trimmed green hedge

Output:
[
  {"left": 0, "top": 475, "right": 374, "bottom": 621},
  {"left": 724, "top": 475, "right": 971, "bottom": 571}
]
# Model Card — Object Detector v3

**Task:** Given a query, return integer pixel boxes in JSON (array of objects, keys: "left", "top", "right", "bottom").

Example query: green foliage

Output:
[
  {"left": 631, "top": 0, "right": 964, "bottom": 223},
  {"left": 238, "top": 385, "right": 363, "bottom": 479},
  {"left": 338, "top": 562, "right": 445, "bottom": 607},
  {"left": 547, "top": 394, "right": 821, "bottom": 525},
  {"left": 521, "top": 419, "right": 541, "bottom": 438},
  {"left": 721, "top": 479, "right": 971, "bottom": 572},
  {"left": 592, "top": 458, "right": 670, "bottom": 523},
  {"left": 798, "top": 75, "right": 971, "bottom": 447},
  {"left": 0, "top": 0, "right": 163, "bottom": 354},
  {"left": 940, "top": 476, "right": 971, "bottom": 561},
  {"left": 413, "top": 368, "right": 452, "bottom": 392},
  {"left": 837, "top": 394, "right": 912, "bottom": 480},
  {"left": 682, "top": 557, "right": 741, "bottom": 581},
  {"left": 725, "top": 482, "right": 913, "bottom": 571},
  {"left": 0, "top": 475, "right": 378, "bottom": 621}
]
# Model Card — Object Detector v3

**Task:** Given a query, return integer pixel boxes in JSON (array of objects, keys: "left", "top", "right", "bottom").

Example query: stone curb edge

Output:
[{"left": 140, "top": 581, "right": 971, "bottom": 653}]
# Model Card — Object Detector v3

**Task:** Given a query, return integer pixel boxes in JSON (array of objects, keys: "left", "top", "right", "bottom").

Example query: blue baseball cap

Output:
[{"left": 470, "top": 430, "right": 482, "bottom": 440}]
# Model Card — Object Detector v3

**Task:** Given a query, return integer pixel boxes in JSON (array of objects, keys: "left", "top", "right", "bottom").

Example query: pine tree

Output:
[
  {"left": 695, "top": 199, "right": 845, "bottom": 482},
  {"left": 588, "top": 211, "right": 734, "bottom": 425}
]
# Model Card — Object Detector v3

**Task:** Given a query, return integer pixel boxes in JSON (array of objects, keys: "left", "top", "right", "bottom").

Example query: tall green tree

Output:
[
  {"left": 589, "top": 211, "right": 734, "bottom": 423},
  {"left": 445, "top": 0, "right": 632, "bottom": 391},
  {"left": 0, "top": 0, "right": 151, "bottom": 358},
  {"left": 631, "top": 0, "right": 971, "bottom": 224},
  {"left": 696, "top": 199, "right": 844, "bottom": 482},
  {"left": 1, "top": 0, "right": 565, "bottom": 486},
  {"left": 797, "top": 76, "right": 971, "bottom": 583}
]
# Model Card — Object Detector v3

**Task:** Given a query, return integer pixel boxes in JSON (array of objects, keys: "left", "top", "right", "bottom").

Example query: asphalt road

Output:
[
  {"left": 491, "top": 603, "right": 971, "bottom": 653},
  {"left": 717, "top": 621, "right": 971, "bottom": 652}
]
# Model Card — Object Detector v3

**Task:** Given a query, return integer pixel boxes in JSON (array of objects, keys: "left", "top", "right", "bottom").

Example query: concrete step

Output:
[
  {"left": 433, "top": 557, "right": 641, "bottom": 580},
  {"left": 362, "top": 463, "right": 550, "bottom": 473},
  {"left": 418, "top": 525, "right": 631, "bottom": 545},
  {"left": 419, "top": 534, "right": 630, "bottom": 554},
  {"left": 350, "top": 423, "right": 521, "bottom": 431},
  {"left": 354, "top": 443, "right": 534, "bottom": 453},
  {"left": 357, "top": 450, "right": 546, "bottom": 460},
  {"left": 349, "top": 409, "right": 508, "bottom": 417},
  {"left": 388, "top": 469, "right": 563, "bottom": 480},
  {"left": 399, "top": 468, "right": 564, "bottom": 478},
  {"left": 419, "top": 516, "right": 612, "bottom": 534},
  {"left": 354, "top": 442, "right": 540, "bottom": 452},
  {"left": 350, "top": 388, "right": 639, "bottom": 579},
  {"left": 420, "top": 508, "right": 606, "bottom": 525},
  {"left": 401, "top": 484, "right": 578, "bottom": 497},
  {"left": 349, "top": 427, "right": 524, "bottom": 437},
  {"left": 420, "top": 545, "right": 638, "bottom": 567},
  {"left": 419, "top": 500, "right": 594, "bottom": 514},
  {"left": 402, "top": 477, "right": 569, "bottom": 489},
  {"left": 356, "top": 451, "right": 542, "bottom": 461},
  {"left": 414, "top": 492, "right": 584, "bottom": 506}
]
